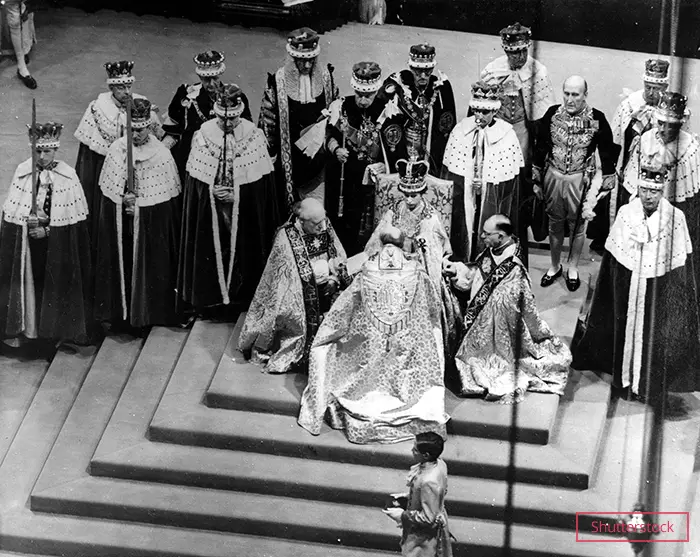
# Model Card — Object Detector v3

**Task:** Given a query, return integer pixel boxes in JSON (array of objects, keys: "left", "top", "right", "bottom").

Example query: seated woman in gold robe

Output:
[{"left": 298, "top": 228, "right": 449, "bottom": 444}]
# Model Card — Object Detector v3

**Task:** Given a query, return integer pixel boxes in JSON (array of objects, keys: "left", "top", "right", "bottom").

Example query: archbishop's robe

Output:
[
  {"left": 238, "top": 219, "right": 349, "bottom": 374},
  {"left": 454, "top": 240, "right": 571, "bottom": 403},
  {"left": 298, "top": 245, "right": 449, "bottom": 444},
  {"left": 178, "top": 118, "right": 280, "bottom": 311},
  {"left": 0, "top": 159, "right": 92, "bottom": 343},
  {"left": 94, "top": 135, "right": 181, "bottom": 328}
]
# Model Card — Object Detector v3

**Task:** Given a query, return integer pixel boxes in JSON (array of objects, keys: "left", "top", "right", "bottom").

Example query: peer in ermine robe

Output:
[
  {"left": 442, "top": 81, "right": 525, "bottom": 262},
  {"left": 572, "top": 170, "right": 700, "bottom": 401},
  {"left": 161, "top": 50, "right": 253, "bottom": 178},
  {"left": 74, "top": 60, "right": 163, "bottom": 252},
  {"left": 599, "top": 59, "right": 669, "bottom": 251},
  {"left": 449, "top": 214, "right": 571, "bottom": 404},
  {"left": 0, "top": 123, "right": 92, "bottom": 345},
  {"left": 238, "top": 198, "right": 351, "bottom": 374},
  {"left": 94, "top": 98, "right": 181, "bottom": 330},
  {"left": 298, "top": 237, "right": 449, "bottom": 444},
  {"left": 178, "top": 84, "right": 280, "bottom": 315}
]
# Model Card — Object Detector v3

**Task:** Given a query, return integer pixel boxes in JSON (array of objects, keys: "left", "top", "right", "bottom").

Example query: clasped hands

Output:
[
  {"left": 26, "top": 214, "right": 48, "bottom": 239},
  {"left": 213, "top": 185, "right": 235, "bottom": 204}
]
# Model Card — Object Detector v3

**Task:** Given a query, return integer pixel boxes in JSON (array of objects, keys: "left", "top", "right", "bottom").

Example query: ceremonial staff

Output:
[
  {"left": 338, "top": 120, "right": 346, "bottom": 218},
  {"left": 125, "top": 95, "right": 135, "bottom": 196},
  {"left": 30, "top": 98, "right": 37, "bottom": 216}
]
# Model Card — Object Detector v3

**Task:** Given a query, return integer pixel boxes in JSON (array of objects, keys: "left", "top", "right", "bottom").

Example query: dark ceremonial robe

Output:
[
  {"left": 0, "top": 159, "right": 92, "bottom": 343},
  {"left": 571, "top": 198, "right": 700, "bottom": 395},
  {"left": 401, "top": 459, "right": 453, "bottom": 557},
  {"left": 258, "top": 60, "right": 339, "bottom": 213},
  {"left": 163, "top": 82, "right": 253, "bottom": 177},
  {"left": 380, "top": 69, "right": 456, "bottom": 173},
  {"left": 325, "top": 94, "right": 394, "bottom": 256},
  {"left": 442, "top": 116, "right": 525, "bottom": 262},
  {"left": 74, "top": 92, "right": 164, "bottom": 254},
  {"left": 298, "top": 244, "right": 449, "bottom": 444},
  {"left": 452, "top": 240, "right": 571, "bottom": 403},
  {"left": 178, "top": 118, "right": 280, "bottom": 311},
  {"left": 238, "top": 218, "right": 350, "bottom": 374},
  {"left": 94, "top": 135, "right": 182, "bottom": 328}
]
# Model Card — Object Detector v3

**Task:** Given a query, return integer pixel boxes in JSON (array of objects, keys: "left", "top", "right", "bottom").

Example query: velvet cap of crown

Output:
[
  {"left": 351, "top": 61, "right": 382, "bottom": 93},
  {"left": 397, "top": 158, "right": 429, "bottom": 195},
  {"left": 27, "top": 122, "right": 64, "bottom": 149},
  {"left": 638, "top": 163, "right": 667, "bottom": 190},
  {"left": 194, "top": 50, "right": 226, "bottom": 77},
  {"left": 130, "top": 98, "right": 152, "bottom": 129},
  {"left": 408, "top": 43, "right": 436, "bottom": 69},
  {"left": 500, "top": 22, "right": 532, "bottom": 52},
  {"left": 655, "top": 91, "right": 689, "bottom": 123},
  {"left": 643, "top": 59, "right": 669, "bottom": 84},
  {"left": 286, "top": 27, "right": 320, "bottom": 59},
  {"left": 105, "top": 60, "right": 135, "bottom": 86},
  {"left": 214, "top": 83, "right": 245, "bottom": 119},
  {"left": 469, "top": 80, "right": 503, "bottom": 111}
]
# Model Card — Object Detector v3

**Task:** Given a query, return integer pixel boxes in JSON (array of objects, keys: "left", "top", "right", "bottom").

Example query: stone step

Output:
[
  {"left": 205, "top": 313, "right": 560, "bottom": 445},
  {"left": 151, "top": 393, "right": 607, "bottom": 488},
  {"left": 1, "top": 511, "right": 394, "bottom": 557},
  {"left": 0, "top": 352, "right": 51, "bottom": 465},
  {"left": 30, "top": 476, "right": 630, "bottom": 557},
  {"left": 91, "top": 442, "right": 618, "bottom": 531}
]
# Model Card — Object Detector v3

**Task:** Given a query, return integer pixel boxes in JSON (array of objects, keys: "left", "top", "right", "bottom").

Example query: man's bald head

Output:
[
  {"left": 563, "top": 75, "right": 588, "bottom": 115},
  {"left": 485, "top": 214, "right": 514, "bottom": 236},
  {"left": 563, "top": 75, "right": 588, "bottom": 95}
]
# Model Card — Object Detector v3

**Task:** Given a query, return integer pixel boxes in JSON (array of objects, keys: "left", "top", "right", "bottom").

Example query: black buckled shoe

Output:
[
  {"left": 565, "top": 270, "right": 581, "bottom": 292},
  {"left": 540, "top": 265, "right": 562, "bottom": 287},
  {"left": 17, "top": 71, "right": 37, "bottom": 90}
]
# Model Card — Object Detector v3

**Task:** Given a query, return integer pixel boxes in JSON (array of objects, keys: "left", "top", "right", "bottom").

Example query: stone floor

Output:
[{"left": 0, "top": 6, "right": 699, "bottom": 557}]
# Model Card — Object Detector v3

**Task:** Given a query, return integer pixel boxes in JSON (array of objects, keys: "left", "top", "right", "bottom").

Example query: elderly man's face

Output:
[
  {"left": 35, "top": 147, "right": 57, "bottom": 168},
  {"left": 355, "top": 90, "right": 377, "bottom": 109},
  {"left": 110, "top": 84, "right": 132, "bottom": 105},
  {"left": 656, "top": 118, "right": 682, "bottom": 144},
  {"left": 563, "top": 81, "right": 587, "bottom": 115},
  {"left": 201, "top": 75, "right": 221, "bottom": 95},
  {"left": 301, "top": 214, "right": 326, "bottom": 235},
  {"left": 411, "top": 67, "right": 433, "bottom": 89},
  {"left": 638, "top": 185, "right": 663, "bottom": 213},
  {"left": 295, "top": 58, "right": 315, "bottom": 76},
  {"left": 506, "top": 50, "right": 528, "bottom": 70},
  {"left": 473, "top": 108, "right": 496, "bottom": 128},
  {"left": 643, "top": 82, "right": 667, "bottom": 106}
]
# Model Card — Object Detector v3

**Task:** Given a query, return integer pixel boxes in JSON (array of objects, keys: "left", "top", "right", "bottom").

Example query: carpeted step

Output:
[
  {"left": 205, "top": 313, "right": 560, "bottom": 445},
  {"left": 30, "top": 476, "right": 630, "bottom": 557},
  {"left": 91, "top": 442, "right": 618, "bottom": 531}
]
